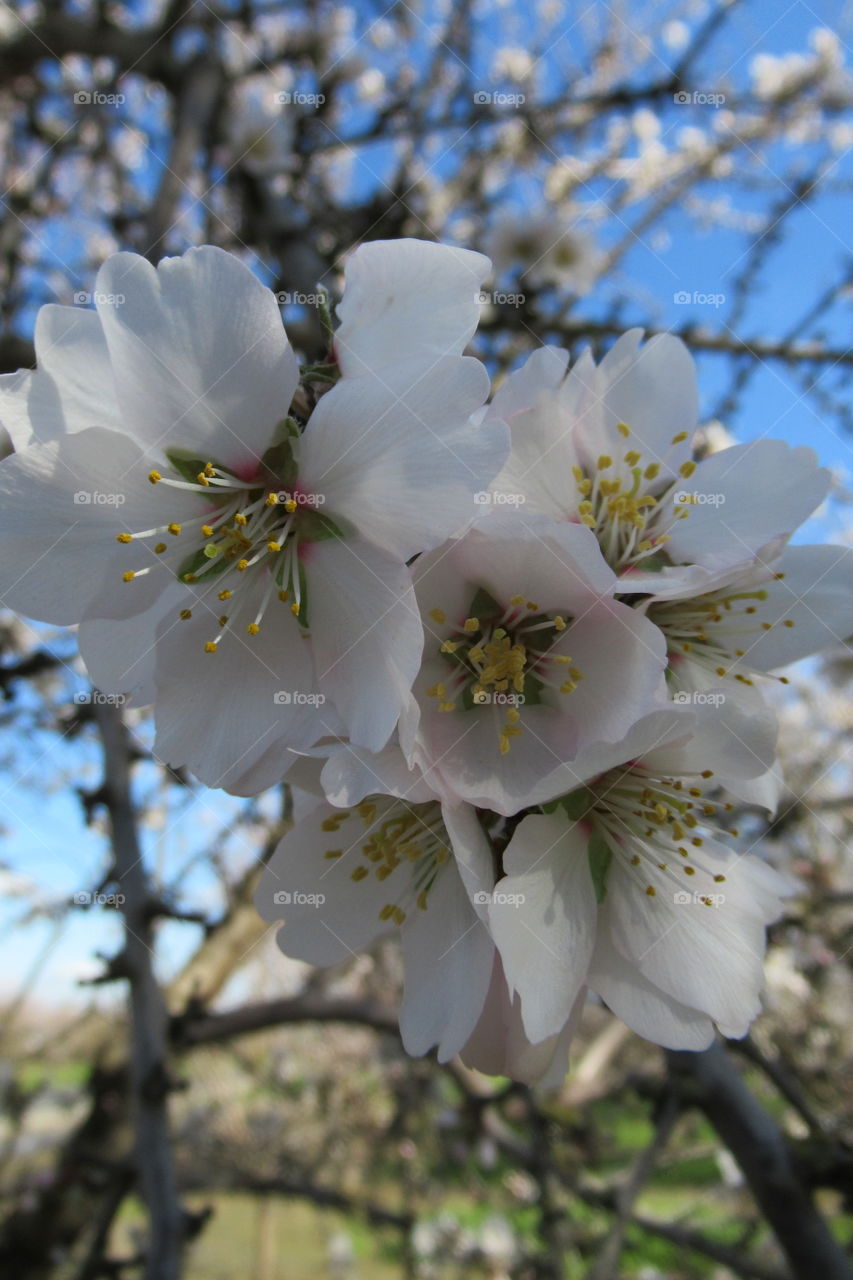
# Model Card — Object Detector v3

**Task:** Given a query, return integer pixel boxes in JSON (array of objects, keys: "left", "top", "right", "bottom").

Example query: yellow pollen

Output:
[
  {"left": 179, "top": 609, "right": 192, "bottom": 620},
  {"left": 426, "top": 683, "right": 446, "bottom": 698},
  {"left": 237, "top": 559, "right": 249, "bottom": 571},
  {"left": 684, "top": 866, "right": 695, "bottom": 876},
  {"left": 204, "top": 641, "right": 217, "bottom": 653},
  {"left": 438, "top": 701, "right": 456, "bottom": 712},
  {"left": 417, "top": 890, "right": 428, "bottom": 911},
  {"left": 645, "top": 885, "right": 656, "bottom": 897},
  {"left": 183, "top": 573, "right": 197, "bottom": 583},
  {"left": 168, "top": 523, "right": 182, "bottom": 536},
  {"left": 278, "top": 590, "right": 288, "bottom": 602},
  {"left": 148, "top": 470, "right": 161, "bottom": 484},
  {"left": 714, "top": 875, "right": 726, "bottom": 883},
  {"left": 234, "top": 513, "right": 248, "bottom": 527},
  {"left": 624, "top": 450, "right": 641, "bottom": 466},
  {"left": 122, "top": 570, "right": 136, "bottom": 582},
  {"left": 616, "top": 422, "right": 630, "bottom": 438},
  {"left": 265, "top": 492, "right": 278, "bottom": 506},
  {"left": 246, "top": 623, "right": 260, "bottom": 636},
  {"left": 597, "top": 455, "right": 612, "bottom": 470},
  {"left": 196, "top": 472, "right": 209, "bottom": 486},
  {"left": 428, "top": 608, "right": 446, "bottom": 624},
  {"left": 154, "top": 542, "right": 167, "bottom": 554},
  {"left": 116, "top": 532, "right": 132, "bottom": 543},
  {"left": 218, "top": 616, "right": 228, "bottom": 626},
  {"left": 290, "top": 602, "right": 300, "bottom": 617},
  {"left": 679, "top": 460, "right": 696, "bottom": 478},
  {"left": 526, "top": 601, "right": 539, "bottom": 611},
  {"left": 509, "top": 595, "right": 525, "bottom": 606},
  {"left": 351, "top": 865, "right": 369, "bottom": 881},
  {"left": 284, "top": 499, "right": 298, "bottom": 513},
  {"left": 267, "top": 541, "right": 282, "bottom": 553},
  {"left": 218, "top": 589, "right": 232, "bottom": 601},
  {"left": 671, "top": 431, "right": 689, "bottom": 444},
  {"left": 440, "top": 640, "right": 460, "bottom": 653},
  {"left": 201, "top": 525, "right": 214, "bottom": 537},
  {"left": 644, "top": 463, "right": 660, "bottom": 480},
  {"left": 463, "top": 617, "right": 480, "bottom": 632}
]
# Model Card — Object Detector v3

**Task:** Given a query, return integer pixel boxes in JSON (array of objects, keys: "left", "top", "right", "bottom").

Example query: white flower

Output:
[
  {"left": 487, "top": 708, "right": 792, "bottom": 1050},
  {"left": 405, "top": 513, "right": 668, "bottom": 815},
  {"left": 226, "top": 75, "right": 295, "bottom": 177},
  {"left": 484, "top": 210, "right": 601, "bottom": 294},
  {"left": 255, "top": 752, "right": 496, "bottom": 1063},
  {"left": 0, "top": 241, "right": 507, "bottom": 792},
  {"left": 485, "top": 331, "right": 830, "bottom": 582}
]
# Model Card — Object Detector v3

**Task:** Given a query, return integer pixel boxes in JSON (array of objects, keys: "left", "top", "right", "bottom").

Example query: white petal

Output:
[
  {"left": 490, "top": 813, "right": 597, "bottom": 1044},
  {"left": 400, "top": 857, "right": 494, "bottom": 1061},
  {"left": 665, "top": 441, "right": 830, "bottom": 568},
  {"left": 96, "top": 247, "right": 299, "bottom": 468},
  {"left": 733, "top": 544, "right": 853, "bottom": 669},
  {"left": 305, "top": 536, "right": 423, "bottom": 752},
  {"left": 298, "top": 356, "right": 500, "bottom": 558},
  {"left": 589, "top": 934, "right": 714, "bottom": 1050},
  {"left": 460, "top": 956, "right": 580, "bottom": 1086},
  {"left": 152, "top": 577, "right": 327, "bottom": 793},
  {"left": 255, "top": 800, "right": 399, "bottom": 963},
  {"left": 335, "top": 239, "right": 491, "bottom": 377},
  {"left": 320, "top": 741, "right": 436, "bottom": 807}
]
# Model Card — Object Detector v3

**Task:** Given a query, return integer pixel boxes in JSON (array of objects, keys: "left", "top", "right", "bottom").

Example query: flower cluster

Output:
[{"left": 1, "top": 240, "right": 849, "bottom": 1083}]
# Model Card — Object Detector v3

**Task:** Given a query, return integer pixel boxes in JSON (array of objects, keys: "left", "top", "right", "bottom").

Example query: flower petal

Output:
[
  {"left": 588, "top": 933, "right": 715, "bottom": 1050},
  {"left": 305, "top": 536, "right": 423, "bottom": 752},
  {"left": 96, "top": 247, "right": 299, "bottom": 469},
  {"left": 335, "top": 239, "right": 491, "bottom": 377}
]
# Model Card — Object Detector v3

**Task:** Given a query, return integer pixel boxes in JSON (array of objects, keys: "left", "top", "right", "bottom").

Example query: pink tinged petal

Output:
[
  {"left": 305, "top": 537, "right": 423, "bottom": 753},
  {"left": 588, "top": 933, "right": 714, "bottom": 1050},
  {"left": 335, "top": 239, "right": 491, "bottom": 377},
  {"left": 152, "top": 578, "right": 326, "bottom": 794},
  {"left": 95, "top": 247, "right": 299, "bottom": 469},
  {"left": 643, "top": 697, "right": 778, "bottom": 781},
  {"left": 489, "top": 387, "right": 581, "bottom": 520},
  {"left": 0, "top": 427, "right": 188, "bottom": 624},
  {"left": 254, "top": 802, "right": 398, "bottom": 964},
  {"left": 399, "top": 857, "right": 494, "bottom": 1061},
  {"left": 734, "top": 545, "right": 853, "bottom": 670},
  {"left": 298, "top": 356, "right": 502, "bottom": 558},
  {"left": 440, "top": 800, "right": 496, "bottom": 914},
  {"left": 490, "top": 813, "right": 597, "bottom": 1044},
  {"left": 459, "top": 955, "right": 581, "bottom": 1086},
  {"left": 665, "top": 441, "right": 830, "bottom": 569}
]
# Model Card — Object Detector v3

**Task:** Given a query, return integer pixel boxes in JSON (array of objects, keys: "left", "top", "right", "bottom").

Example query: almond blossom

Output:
[{"left": 0, "top": 240, "right": 507, "bottom": 792}]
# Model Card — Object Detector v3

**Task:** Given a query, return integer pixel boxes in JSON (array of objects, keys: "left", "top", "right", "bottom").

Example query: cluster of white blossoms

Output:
[{"left": 1, "top": 240, "right": 850, "bottom": 1083}]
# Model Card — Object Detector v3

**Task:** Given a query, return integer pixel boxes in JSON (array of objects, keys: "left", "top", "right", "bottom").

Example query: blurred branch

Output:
[
  {"left": 93, "top": 702, "right": 184, "bottom": 1280},
  {"left": 667, "top": 1042, "right": 853, "bottom": 1280}
]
